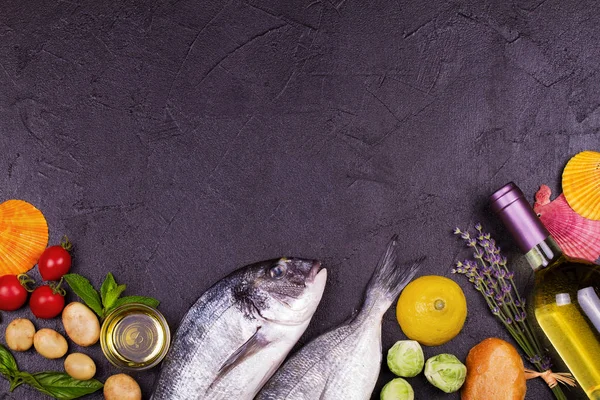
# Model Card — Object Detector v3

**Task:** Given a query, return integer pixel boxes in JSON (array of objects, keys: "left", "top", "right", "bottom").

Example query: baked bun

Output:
[{"left": 461, "top": 337, "right": 526, "bottom": 400}]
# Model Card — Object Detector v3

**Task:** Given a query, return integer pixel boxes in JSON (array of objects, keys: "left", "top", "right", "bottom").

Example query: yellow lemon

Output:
[{"left": 396, "top": 275, "right": 467, "bottom": 346}]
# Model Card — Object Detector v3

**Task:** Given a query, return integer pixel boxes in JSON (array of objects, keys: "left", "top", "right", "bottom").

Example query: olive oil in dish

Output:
[{"left": 101, "top": 303, "right": 171, "bottom": 370}]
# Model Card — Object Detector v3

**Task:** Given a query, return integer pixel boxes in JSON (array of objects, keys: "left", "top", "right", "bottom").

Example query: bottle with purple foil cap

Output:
[
  {"left": 490, "top": 182, "right": 600, "bottom": 399},
  {"left": 490, "top": 182, "right": 552, "bottom": 255},
  {"left": 490, "top": 182, "right": 559, "bottom": 269}
]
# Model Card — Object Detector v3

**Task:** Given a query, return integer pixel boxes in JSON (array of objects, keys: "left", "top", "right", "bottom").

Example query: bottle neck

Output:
[
  {"left": 490, "top": 183, "right": 557, "bottom": 261},
  {"left": 524, "top": 236, "right": 563, "bottom": 271}
]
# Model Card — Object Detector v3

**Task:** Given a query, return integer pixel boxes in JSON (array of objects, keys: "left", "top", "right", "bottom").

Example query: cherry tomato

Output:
[
  {"left": 0, "top": 275, "right": 28, "bottom": 311},
  {"left": 29, "top": 285, "right": 65, "bottom": 319},
  {"left": 38, "top": 245, "right": 72, "bottom": 281}
]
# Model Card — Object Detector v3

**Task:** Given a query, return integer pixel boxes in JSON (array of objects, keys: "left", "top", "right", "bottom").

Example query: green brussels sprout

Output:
[
  {"left": 380, "top": 378, "right": 414, "bottom": 400},
  {"left": 424, "top": 353, "right": 467, "bottom": 393},
  {"left": 386, "top": 340, "right": 424, "bottom": 377}
]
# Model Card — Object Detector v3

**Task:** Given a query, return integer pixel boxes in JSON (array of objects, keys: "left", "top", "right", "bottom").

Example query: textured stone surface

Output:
[{"left": 0, "top": 0, "right": 597, "bottom": 399}]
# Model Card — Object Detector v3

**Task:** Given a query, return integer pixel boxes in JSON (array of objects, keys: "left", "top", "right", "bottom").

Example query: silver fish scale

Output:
[
  {"left": 151, "top": 259, "right": 327, "bottom": 400},
  {"left": 151, "top": 278, "right": 263, "bottom": 399},
  {"left": 257, "top": 238, "right": 422, "bottom": 400},
  {"left": 257, "top": 316, "right": 383, "bottom": 400}
]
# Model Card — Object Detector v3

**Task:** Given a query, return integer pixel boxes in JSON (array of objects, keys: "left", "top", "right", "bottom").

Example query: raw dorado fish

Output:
[
  {"left": 257, "top": 236, "right": 422, "bottom": 400},
  {"left": 150, "top": 257, "right": 327, "bottom": 400}
]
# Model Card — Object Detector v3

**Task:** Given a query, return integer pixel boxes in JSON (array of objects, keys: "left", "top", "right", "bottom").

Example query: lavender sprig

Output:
[{"left": 454, "top": 224, "right": 566, "bottom": 400}]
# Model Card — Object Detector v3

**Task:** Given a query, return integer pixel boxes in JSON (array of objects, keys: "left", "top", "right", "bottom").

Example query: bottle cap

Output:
[{"left": 489, "top": 182, "right": 550, "bottom": 253}]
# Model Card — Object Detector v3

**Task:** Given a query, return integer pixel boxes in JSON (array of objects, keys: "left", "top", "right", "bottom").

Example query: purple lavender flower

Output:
[
  {"left": 453, "top": 224, "right": 565, "bottom": 399},
  {"left": 530, "top": 355, "right": 542, "bottom": 364},
  {"left": 541, "top": 356, "right": 553, "bottom": 370}
]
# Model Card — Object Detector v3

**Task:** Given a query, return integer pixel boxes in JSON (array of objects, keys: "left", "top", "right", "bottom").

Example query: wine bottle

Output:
[{"left": 490, "top": 182, "right": 600, "bottom": 400}]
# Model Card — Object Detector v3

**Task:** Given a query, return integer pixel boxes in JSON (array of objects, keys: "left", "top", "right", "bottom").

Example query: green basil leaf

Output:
[
  {"left": 8, "top": 375, "right": 25, "bottom": 392},
  {"left": 109, "top": 295, "right": 160, "bottom": 312},
  {"left": 100, "top": 272, "right": 118, "bottom": 306},
  {"left": 0, "top": 344, "right": 19, "bottom": 379},
  {"left": 0, "top": 349, "right": 102, "bottom": 399},
  {"left": 103, "top": 284, "right": 127, "bottom": 311},
  {"left": 63, "top": 274, "right": 103, "bottom": 317},
  {"left": 16, "top": 372, "right": 53, "bottom": 396},
  {"left": 32, "top": 372, "right": 103, "bottom": 400}
]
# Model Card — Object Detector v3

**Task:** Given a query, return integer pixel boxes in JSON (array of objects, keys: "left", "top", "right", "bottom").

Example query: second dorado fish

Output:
[
  {"left": 257, "top": 236, "right": 422, "bottom": 400},
  {"left": 151, "top": 257, "right": 327, "bottom": 400}
]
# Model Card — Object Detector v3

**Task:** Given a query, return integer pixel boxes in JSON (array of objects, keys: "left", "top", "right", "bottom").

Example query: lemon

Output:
[{"left": 396, "top": 275, "right": 467, "bottom": 346}]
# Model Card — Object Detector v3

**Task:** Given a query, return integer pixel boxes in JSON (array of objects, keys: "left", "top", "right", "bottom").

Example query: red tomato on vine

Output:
[
  {"left": 38, "top": 236, "right": 72, "bottom": 281},
  {"left": 29, "top": 285, "right": 65, "bottom": 319},
  {"left": 0, "top": 275, "right": 28, "bottom": 311}
]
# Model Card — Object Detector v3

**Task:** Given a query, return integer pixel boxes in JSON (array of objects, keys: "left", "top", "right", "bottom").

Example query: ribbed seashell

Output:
[
  {"left": 562, "top": 150, "right": 600, "bottom": 220},
  {"left": 534, "top": 185, "right": 600, "bottom": 262},
  {"left": 0, "top": 200, "right": 48, "bottom": 275}
]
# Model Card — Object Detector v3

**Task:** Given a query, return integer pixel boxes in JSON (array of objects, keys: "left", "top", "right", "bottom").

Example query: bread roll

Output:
[{"left": 461, "top": 337, "right": 526, "bottom": 400}]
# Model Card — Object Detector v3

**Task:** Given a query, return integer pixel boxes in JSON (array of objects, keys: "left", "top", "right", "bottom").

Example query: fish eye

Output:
[{"left": 269, "top": 264, "right": 286, "bottom": 279}]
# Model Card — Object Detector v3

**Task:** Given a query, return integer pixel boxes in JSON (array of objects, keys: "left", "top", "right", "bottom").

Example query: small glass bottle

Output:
[{"left": 490, "top": 182, "right": 600, "bottom": 399}]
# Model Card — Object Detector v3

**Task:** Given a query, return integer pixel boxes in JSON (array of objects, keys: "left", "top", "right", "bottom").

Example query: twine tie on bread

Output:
[{"left": 524, "top": 369, "right": 577, "bottom": 389}]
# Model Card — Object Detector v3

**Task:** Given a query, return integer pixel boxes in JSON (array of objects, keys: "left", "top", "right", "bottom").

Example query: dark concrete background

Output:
[{"left": 0, "top": 0, "right": 598, "bottom": 399}]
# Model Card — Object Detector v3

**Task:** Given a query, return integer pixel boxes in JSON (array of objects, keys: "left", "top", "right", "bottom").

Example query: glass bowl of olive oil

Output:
[{"left": 100, "top": 303, "right": 170, "bottom": 370}]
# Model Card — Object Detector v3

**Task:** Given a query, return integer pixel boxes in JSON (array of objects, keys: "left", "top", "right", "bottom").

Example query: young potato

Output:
[
  {"left": 104, "top": 374, "right": 142, "bottom": 400},
  {"left": 64, "top": 353, "right": 96, "bottom": 380},
  {"left": 33, "top": 328, "right": 68, "bottom": 359},
  {"left": 5, "top": 318, "right": 36, "bottom": 351},
  {"left": 62, "top": 302, "right": 100, "bottom": 346}
]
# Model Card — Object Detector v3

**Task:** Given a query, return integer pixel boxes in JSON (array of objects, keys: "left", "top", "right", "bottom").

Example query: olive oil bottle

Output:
[{"left": 491, "top": 183, "right": 600, "bottom": 399}]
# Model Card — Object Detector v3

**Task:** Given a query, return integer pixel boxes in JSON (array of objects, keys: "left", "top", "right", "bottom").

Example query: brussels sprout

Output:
[
  {"left": 424, "top": 353, "right": 467, "bottom": 393},
  {"left": 386, "top": 340, "right": 424, "bottom": 377},
  {"left": 380, "top": 378, "right": 414, "bottom": 400}
]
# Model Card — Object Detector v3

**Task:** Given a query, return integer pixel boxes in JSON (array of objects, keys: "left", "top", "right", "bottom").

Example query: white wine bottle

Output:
[{"left": 491, "top": 182, "right": 600, "bottom": 399}]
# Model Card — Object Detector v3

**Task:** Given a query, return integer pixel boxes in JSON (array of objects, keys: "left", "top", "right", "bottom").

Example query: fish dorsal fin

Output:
[{"left": 217, "top": 327, "right": 268, "bottom": 379}]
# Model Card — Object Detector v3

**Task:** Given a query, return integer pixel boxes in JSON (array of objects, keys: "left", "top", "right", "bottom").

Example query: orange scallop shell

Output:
[
  {"left": 534, "top": 185, "right": 600, "bottom": 262},
  {"left": 562, "top": 150, "right": 600, "bottom": 220},
  {"left": 0, "top": 200, "right": 48, "bottom": 275}
]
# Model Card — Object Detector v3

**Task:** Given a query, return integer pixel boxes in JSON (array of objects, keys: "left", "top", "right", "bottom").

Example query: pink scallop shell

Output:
[{"left": 534, "top": 184, "right": 600, "bottom": 262}]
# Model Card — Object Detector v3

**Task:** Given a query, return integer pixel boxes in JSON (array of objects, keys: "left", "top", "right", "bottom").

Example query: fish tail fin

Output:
[{"left": 362, "top": 235, "right": 424, "bottom": 318}]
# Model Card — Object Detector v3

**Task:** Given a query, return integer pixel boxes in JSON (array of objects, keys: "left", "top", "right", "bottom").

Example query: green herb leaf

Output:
[
  {"left": 103, "top": 284, "right": 127, "bottom": 311},
  {"left": 100, "top": 272, "right": 118, "bottom": 305},
  {"left": 0, "top": 346, "right": 25, "bottom": 392},
  {"left": 31, "top": 372, "right": 103, "bottom": 400},
  {"left": 63, "top": 274, "right": 103, "bottom": 317},
  {"left": 8, "top": 375, "right": 25, "bottom": 392},
  {"left": 0, "top": 344, "right": 19, "bottom": 379},
  {"left": 17, "top": 372, "right": 53, "bottom": 396},
  {"left": 110, "top": 295, "right": 160, "bottom": 312},
  {"left": 0, "top": 346, "right": 102, "bottom": 399}
]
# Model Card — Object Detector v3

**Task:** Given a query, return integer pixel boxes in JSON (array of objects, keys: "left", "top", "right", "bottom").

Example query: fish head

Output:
[{"left": 238, "top": 258, "right": 327, "bottom": 326}]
